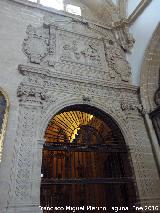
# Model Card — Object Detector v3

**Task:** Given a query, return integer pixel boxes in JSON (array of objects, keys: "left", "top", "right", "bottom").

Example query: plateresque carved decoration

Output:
[
  {"left": 23, "top": 25, "right": 49, "bottom": 64},
  {"left": 121, "top": 100, "right": 146, "bottom": 115},
  {"left": 113, "top": 20, "right": 135, "bottom": 53},
  {"left": 17, "top": 84, "right": 49, "bottom": 104},
  {"left": 104, "top": 41, "right": 131, "bottom": 82},
  {"left": 60, "top": 34, "right": 102, "bottom": 68},
  {"left": 21, "top": 17, "right": 133, "bottom": 84}
]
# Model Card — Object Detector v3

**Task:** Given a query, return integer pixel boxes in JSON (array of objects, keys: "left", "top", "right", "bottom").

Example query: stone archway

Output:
[
  {"left": 40, "top": 104, "right": 138, "bottom": 212},
  {"left": 140, "top": 22, "right": 160, "bottom": 169},
  {"left": 140, "top": 23, "right": 160, "bottom": 112}
]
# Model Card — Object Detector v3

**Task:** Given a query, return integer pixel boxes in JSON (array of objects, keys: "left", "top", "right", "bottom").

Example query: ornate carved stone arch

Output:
[
  {"left": 140, "top": 23, "right": 160, "bottom": 112},
  {"left": 38, "top": 98, "right": 132, "bottom": 147},
  {"left": 38, "top": 98, "right": 140, "bottom": 209},
  {"left": 0, "top": 88, "right": 9, "bottom": 162}
]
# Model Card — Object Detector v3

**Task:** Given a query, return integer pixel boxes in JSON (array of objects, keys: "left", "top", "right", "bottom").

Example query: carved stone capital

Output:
[
  {"left": 113, "top": 19, "right": 135, "bottom": 52},
  {"left": 121, "top": 101, "right": 146, "bottom": 116},
  {"left": 17, "top": 84, "right": 49, "bottom": 105}
]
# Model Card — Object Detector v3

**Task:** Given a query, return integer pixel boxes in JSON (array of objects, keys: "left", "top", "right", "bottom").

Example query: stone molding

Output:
[
  {"left": 140, "top": 23, "right": 160, "bottom": 113},
  {"left": 128, "top": 0, "right": 153, "bottom": 26}
]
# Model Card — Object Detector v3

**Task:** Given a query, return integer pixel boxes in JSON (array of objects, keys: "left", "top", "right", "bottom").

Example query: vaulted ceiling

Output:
[
  {"left": 79, "top": 0, "right": 118, "bottom": 24},
  {"left": 63, "top": 0, "right": 119, "bottom": 25},
  {"left": 80, "top": 0, "right": 117, "bottom": 22}
]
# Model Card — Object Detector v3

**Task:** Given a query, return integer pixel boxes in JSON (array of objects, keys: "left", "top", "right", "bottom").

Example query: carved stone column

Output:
[
  {"left": 6, "top": 87, "right": 45, "bottom": 213},
  {"left": 121, "top": 101, "right": 160, "bottom": 207}
]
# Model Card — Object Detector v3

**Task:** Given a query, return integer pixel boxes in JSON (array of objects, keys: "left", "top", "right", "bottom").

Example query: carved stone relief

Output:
[
  {"left": 113, "top": 20, "right": 135, "bottom": 53},
  {"left": 59, "top": 34, "right": 102, "bottom": 67},
  {"left": 8, "top": 62, "right": 160, "bottom": 209},
  {"left": 8, "top": 13, "right": 160, "bottom": 211},
  {"left": 22, "top": 16, "right": 132, "bottom": 84},
  {"left": 23, "top": 25, "right": 49, "bottom": 64},
  {"left": 104, "top": 40, "right": 131, "bottom": 82}
]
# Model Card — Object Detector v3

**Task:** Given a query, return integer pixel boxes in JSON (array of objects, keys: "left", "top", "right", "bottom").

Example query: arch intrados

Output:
[
  {"left": 38, "top": 98, "right": 131, "bottom": 147},
  {"left": 42, "top": 103, "right": 127, "bottom": 144},
  {"left": 54, "top": 104, "right": 123, "bottom": 133}
]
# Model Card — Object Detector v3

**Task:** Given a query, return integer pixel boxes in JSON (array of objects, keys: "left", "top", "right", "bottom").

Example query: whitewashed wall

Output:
[{"left": 127, "top": 0, "right": 160, "bottom": 85}]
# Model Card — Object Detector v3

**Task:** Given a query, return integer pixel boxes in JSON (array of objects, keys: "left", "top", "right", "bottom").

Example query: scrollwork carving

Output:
[
  {"left": 22, "top": 25, "right": 49, "bottom": 64},
  {"left": 113, "top": 19, "right": 135, "bottom": 52},
  {"left": 59, "top": 32, "right": 102, "bottom": 68},
  {"left": 121, "top": 100, "right": 146, "bottom": 116},
  {"left": 104, "top": 40, "right": 131, "bottom": 82},
  {"left": 17, "top": 84, "right": 50, "bottom": 104}
]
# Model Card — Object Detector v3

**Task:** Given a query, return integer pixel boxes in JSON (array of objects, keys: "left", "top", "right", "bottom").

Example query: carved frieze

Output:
[
  {"left": 58, "top": 31, "right": 103, "bottom": 68},
  {"left": 17, "top": 84, "right": 49, "bottom": 104},
  {"left": 18, "top": 64, "right": 138, "bottom": 108},
  {"left": 22, "top": 17, "right": 133, "bottom": 84}
]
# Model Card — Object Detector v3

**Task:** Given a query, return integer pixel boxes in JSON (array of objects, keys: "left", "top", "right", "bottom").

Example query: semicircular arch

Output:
[
  {"left": 38, "top": 97, "right": 133, "bottom": 148},
  {"left": 140, "top": 23, "right": 160, "bottom": 112}
]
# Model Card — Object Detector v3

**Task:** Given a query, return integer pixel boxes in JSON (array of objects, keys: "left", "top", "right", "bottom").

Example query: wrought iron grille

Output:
[{"left": 40, "top": 105, "right": 138, "bottom": 212}]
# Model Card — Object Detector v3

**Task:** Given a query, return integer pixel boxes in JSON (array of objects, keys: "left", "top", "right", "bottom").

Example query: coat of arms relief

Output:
[{"left": 22, "top": 15, "right": 132, "bottom": 83}]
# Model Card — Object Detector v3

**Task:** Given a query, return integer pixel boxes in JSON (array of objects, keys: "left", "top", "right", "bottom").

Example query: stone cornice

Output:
[{"left": 18, "top": 64, "right": 139, "bottom": 93}]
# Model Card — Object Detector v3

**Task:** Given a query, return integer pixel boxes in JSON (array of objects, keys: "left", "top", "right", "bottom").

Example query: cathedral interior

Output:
[{"left": 0, "top": 0, "right": 160, "bottom": 213}]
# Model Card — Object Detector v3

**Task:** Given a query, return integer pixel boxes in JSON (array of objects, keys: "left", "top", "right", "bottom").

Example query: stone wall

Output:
[{"left": 0, "top": 0, "right": 159, "bottom": 212}]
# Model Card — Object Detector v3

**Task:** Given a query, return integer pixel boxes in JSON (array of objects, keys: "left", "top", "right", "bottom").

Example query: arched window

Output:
[
  {"left": 65, "top": 4, "right": 81, "bottom": 16},
  {"left": 0, "top": 89, "right": 9, "bottom": 162}
]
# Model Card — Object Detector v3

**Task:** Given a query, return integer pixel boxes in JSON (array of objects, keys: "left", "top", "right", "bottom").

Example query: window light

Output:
[
  {"left": 28, "top": 0, "right": 38, "bottom": 3},
  {"left": 66, "top": 4, "right": 81, "bottom": 16},
  {"left": 40, "top": 0, "right": 64, "bottom": 10}
]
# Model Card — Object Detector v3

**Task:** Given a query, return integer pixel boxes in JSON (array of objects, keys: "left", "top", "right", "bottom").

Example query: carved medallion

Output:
[{"left": 23, "top": 25, "right": 49, "bottom": 64}]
